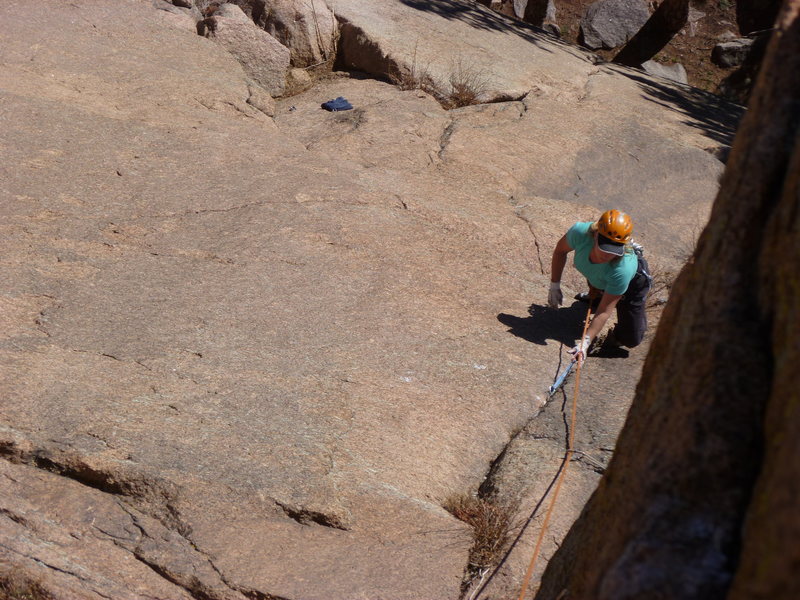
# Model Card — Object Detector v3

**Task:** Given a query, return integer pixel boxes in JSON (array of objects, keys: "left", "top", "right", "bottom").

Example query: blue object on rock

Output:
[{"left": 321, "top": 96, "right": 353, "bottom": 111}]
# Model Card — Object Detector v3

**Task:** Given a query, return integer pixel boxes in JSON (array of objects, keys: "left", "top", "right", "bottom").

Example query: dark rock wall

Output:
[
  {"left": 737, "top": 0, "right": 782, "bottom": 34},
  {"left": 535, "top": 0, "right": 800, "bottom": 598}
]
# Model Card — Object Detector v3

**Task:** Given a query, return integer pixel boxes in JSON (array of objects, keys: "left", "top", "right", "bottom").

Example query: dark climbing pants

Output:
[{"left": 614, "top": 255, "right": 652, "bottom": 347}]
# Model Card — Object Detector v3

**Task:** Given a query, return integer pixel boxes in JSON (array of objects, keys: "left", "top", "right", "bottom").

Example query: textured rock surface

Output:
[
  {"left": 329, "top": 0, "right": 734, "bottom": 248},
  {"left": 580, "top": 0, "right": 651, "bottom": 50},
  {"left": 201, "top": 3, "right": 291, "bottom": 96},
  {"left": 466, "top": 338, "right": 647, "bottom": 599},
  {"left": 642, "top": 59, "right": 689, "bottom": 84},
  {"left": 712, "top": 38, "right": 755, "bottom": 67},
  {"left": 226, "top": 0, "right": 338, "bottom": 67},
  {"left": 333, "top": 0, "right": 593, "bottom": 102},
  {"left": 0, "top": 0, "right": 743, "bottom": 598}
]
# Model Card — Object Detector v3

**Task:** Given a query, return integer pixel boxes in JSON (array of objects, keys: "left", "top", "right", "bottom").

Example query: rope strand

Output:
[{"left": 516, "top": 305, "right": 593, "bottom": 600}]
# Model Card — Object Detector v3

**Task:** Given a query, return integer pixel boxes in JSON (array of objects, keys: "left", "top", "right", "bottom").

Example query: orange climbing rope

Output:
[{"left": 516, "top": 304, "right": 593, "bottom": 600}]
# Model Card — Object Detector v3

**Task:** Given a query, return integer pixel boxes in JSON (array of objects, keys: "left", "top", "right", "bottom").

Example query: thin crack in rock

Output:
[
  {"left": 0, "top": 545, "right": 95, "bottom": 586},
  {"left": 34, "top": 312, "right": 53, "bottom": 337},
  {"left": 112, "top": 498, "right": 250, "bottom": 600},
  {"left": 578, "top": 67, "right": 602, "bottom": 103},
  {"left": 64, "top": 348, "right": 153, "bottom": 373},
  {"left": 438, "top": 118, "right": 457, "bottom": 160},
  {"left": 0, "top": 507, "right": 30, "bottom": 526},
  {"left": 513, "top": 207, "right": 546, "bottom": 275},
  {"left": 124, "top": 500, "right": 292, "bottom": 600}
]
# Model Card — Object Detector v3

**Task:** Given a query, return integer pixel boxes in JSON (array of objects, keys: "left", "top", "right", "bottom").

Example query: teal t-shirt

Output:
[{"left": 565, "top": 222, "right": 637, "bottom": 295}]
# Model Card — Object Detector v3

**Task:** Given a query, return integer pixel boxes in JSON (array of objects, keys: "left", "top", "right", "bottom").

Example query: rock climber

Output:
[{"left": 547, "top": 209, "right": 652, "bottom": 363}]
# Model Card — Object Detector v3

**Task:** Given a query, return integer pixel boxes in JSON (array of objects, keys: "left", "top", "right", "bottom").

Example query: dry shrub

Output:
[
  {"left": 647, "top": 267, "right": 676, "bottom": 309},
  {"left": 0, "top": 569, "right": 54, "bottom": 600},
  {"left": 390, "top": 43, "right": 437, "bottom": 95},
  {"left": 391, "top": 64, "right": 437, "bottom": 95},
  {"left": 390, "top": 50, "right": 492, "bottom": 110},
  {"left": 645, "top": 247, "right": 697, "bottom": 311},
  {"left": 444, "top": 493, "right": 518, "bottom": 571},
  {"left": 445, "top": 59, "right": 492, "bottom": 109}
]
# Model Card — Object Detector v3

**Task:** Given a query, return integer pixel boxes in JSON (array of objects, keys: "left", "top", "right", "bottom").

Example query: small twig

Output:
[
  {"left": 304, "top": 59, "right": 330, "bottom": 70},
  {"left": 468, "top": 568, "right": 489, "bottom": 600},
  {"left": 570, "top": 449, "right": 606, "bottom": 472}
]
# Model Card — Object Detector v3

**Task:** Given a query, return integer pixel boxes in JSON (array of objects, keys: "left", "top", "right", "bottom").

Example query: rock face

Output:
[
  {"left": 200, "top": 3, "right": 290, "bottom": 96},
  {"left": 517, "top": 0, "right": 558, "bottom": 26},
  {"left": 535, "top": 0, "right": 800, "bottom": 597},
  {"left": 229, "top": 0, "right": 338, "bottom": 67},
  {"left": 0, "top": 0, "right": 743, "bottom": 598},
  {"left": 478, "top": 0, "right": 556, "bottom": 27},
  {"left": 333, "top": 0, "right": 594, "bottom": 102},
  {"left": 580, "top": 0, "right": 651, "bottom": 50},
  {"left": 712, "top": 38, "right": 756, "bottom": 67},
  {"left": 642, "top": 59, "right": 688, "bottom": 84}
]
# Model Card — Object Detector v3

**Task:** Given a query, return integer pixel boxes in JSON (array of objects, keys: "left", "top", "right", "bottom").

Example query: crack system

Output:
[
  {"left": 0, "top": 434, "right": 342, "bottom": 600},
  {"left": 0, "top": 443, "right": 248, "bottom": 600},
  {"left": 453, "top": 376, "right": 612, "bottom": 598}
]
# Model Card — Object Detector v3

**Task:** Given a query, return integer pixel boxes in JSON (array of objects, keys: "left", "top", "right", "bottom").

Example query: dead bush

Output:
[
  {"left": 389, "top": 50, "right": 492, "bottom": 110},
  {"left": 445, "top": 58, "right": 492, "bottom": 109},
  {"left": 390, "top": 42, "right": 437, "bottom": 95},
  {"left": 646, "top": 262, "right": 677, "bottom": 310},
  {"left": 444, "top": 493, "right": 518, "bottom": 571},
  {"left": 0, "top": 568, "right": 54, "bottom": 600}
]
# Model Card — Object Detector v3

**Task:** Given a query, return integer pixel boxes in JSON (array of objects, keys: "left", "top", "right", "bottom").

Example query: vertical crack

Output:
[
  {"left": 438, "top": 117, "right": 457, "bottom": 160},
  {"left": 512, "top": 203, "right": 547, "bottom": 275}
]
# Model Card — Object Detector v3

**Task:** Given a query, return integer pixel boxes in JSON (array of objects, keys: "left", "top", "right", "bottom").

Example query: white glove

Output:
[
  {"left": 569, "top": 335, "right": 592, "bottom": 363},
  {"left": 548, "top": 282, "right": 563, "bottom": 308}
]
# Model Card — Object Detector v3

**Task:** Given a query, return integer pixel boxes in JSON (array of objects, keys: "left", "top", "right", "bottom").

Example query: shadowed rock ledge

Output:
[{"left": 0, "top": 0, "right": 748, "bottom": 598}]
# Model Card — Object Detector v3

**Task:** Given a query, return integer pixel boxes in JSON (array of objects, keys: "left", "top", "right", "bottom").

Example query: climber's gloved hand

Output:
[
  {"left": 548, "top": 282, "right": 563, "bottom": 309},
  {"left": 569, "top": 335, "right": 592, "bottom": 364}
]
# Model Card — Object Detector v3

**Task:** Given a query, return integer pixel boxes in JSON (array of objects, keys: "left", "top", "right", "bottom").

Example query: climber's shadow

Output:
[{"left": 498, "top": 302, "right": 589, "bottom": 347}]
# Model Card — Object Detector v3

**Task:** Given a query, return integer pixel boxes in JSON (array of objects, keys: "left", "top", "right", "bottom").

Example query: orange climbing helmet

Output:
[{"left": 597, "top": 209, "right": 633, "bottom": 244}]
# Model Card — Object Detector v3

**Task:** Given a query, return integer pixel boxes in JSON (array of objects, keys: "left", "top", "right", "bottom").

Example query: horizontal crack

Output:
[
  {"left": 63, "top": 348, "right": 153, "bottom": 372},
  {"left": 570, "top": 449, "right": 607, "bottom": 474},
  {"left": 0, "top": 439, "right": 188, "bottom": 537},
  {"left": 0, "top": 506, "right": 30, "bottom": 527},
  {"left": 0, "top": 543, "right": 96, "bottom": 587},
  {"left": 274, "top": 500, "right": 349, "bottom": 530},
  {"left": 137, "top": 196, "right": 376, "bottom": 220},
  {"left": 141, "top": 201, "right": 274, "bottom": 219}
]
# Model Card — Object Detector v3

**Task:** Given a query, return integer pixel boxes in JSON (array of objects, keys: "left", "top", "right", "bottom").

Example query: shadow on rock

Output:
[
  {"left": 593, "top": 337, "right": 630, "bottom": 359},
  {"left": 498, "top": 301, "right": 589, "bottom": 347},
  {"left": 399, "top": 0, "right": 559, "bottom": 51},
  {"left": 620, "top": 70, "right": 745, "bottom": 153}
]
